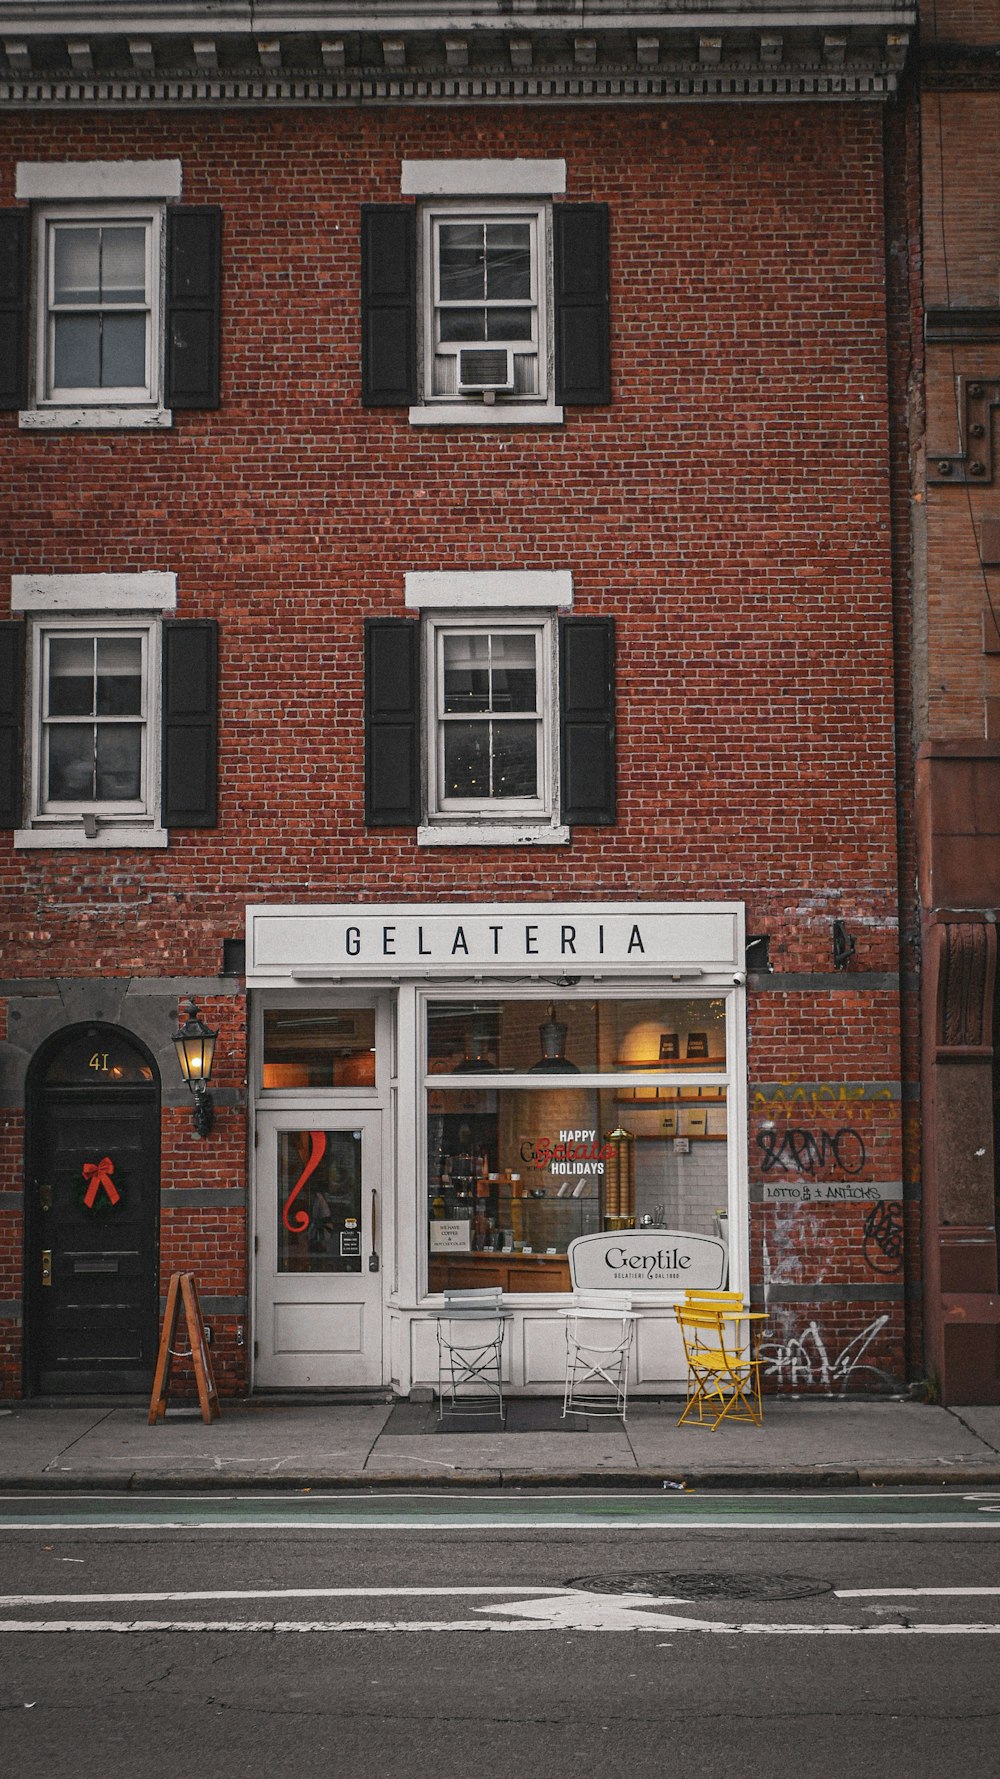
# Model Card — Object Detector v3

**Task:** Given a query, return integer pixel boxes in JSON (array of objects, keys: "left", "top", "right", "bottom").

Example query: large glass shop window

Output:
[
  {"left": 278, "top": 1129, "right": 363, "bottom": 1273},
  {"left": 426, "top": 998, "right": 729, "bottom": 1293}
]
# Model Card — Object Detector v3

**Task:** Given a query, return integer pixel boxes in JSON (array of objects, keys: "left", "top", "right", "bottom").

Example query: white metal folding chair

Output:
[
  {"left": 562, "top": 1289, "right": 636, "bottom": 1420},
  {"left": 435, "top": 1287, "right": 507, "bottom": 1422}
]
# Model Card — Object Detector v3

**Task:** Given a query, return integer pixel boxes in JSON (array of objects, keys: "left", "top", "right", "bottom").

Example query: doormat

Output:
[{"left": 383, "top": 1398, "right": 594, "bottom": 1435}]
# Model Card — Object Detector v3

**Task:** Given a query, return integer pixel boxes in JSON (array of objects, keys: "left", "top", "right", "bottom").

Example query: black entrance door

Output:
[{"left": 25, "top": 1026, "right": 160, "bottom": 1395}]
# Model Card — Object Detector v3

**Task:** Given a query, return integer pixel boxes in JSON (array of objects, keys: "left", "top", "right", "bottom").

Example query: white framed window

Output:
[
  {"left": 24, "top": 616, "right": 162, "bottom": 844},
  {"left": 33, "top": 202, "right": 163, "bottom": 416},
  {"left": 16, "top": 161, "right": 182, "bottom": 429},
  {"left": 422, "top": 201, "right": 547, "bottom": 405},
  {"left": 11, "top": 575, "right": 177, "bottom": 849},
  {"left": 422, "top": 610, "right": 564, "bottom": 844},
  {"left": 402, "top": 158, "right": 565, "bottom": 427}
]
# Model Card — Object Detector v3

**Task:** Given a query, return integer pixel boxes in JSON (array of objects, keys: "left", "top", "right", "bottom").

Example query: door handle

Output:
[
  {"left": 41, "top": 1249, "right": 52, "bottom": 1288},
  {"left": 39, "top": 1184, "right": 53, "bottom": 1214},
  {"left": 369, "top": 1190, "right": 380, "bottom": 1273}
]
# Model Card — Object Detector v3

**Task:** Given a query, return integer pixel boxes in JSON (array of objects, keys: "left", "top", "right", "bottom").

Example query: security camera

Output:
[{"left": 732, "top": 970, "right": 746, "bottom": 985}]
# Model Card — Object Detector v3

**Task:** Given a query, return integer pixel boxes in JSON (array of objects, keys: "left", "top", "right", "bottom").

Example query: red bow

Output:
[{"left": 82, "top": 1157, "right": 120, "bottom": 1209}]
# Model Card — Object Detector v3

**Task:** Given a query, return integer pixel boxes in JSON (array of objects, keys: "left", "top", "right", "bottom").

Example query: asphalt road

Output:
[{"left": 2, "top": 1490, "right": 999, "bottom": 1778}]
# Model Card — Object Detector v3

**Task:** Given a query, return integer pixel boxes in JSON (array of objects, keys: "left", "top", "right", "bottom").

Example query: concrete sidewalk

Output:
[{"left": 1, "top": 1395, "right": 1000, "bottom": 1491}]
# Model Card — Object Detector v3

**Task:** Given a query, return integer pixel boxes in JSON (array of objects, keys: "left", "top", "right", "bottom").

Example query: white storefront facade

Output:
[{"left": 246, "top": 901, "right": 747, "bottom": 1395}]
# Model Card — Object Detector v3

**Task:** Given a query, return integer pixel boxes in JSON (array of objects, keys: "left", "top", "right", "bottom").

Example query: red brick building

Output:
[{"left": 0, "top": 3, "right": 920, "bottom": 1402}]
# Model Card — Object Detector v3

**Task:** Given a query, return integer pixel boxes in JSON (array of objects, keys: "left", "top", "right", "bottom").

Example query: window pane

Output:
[
  {"left": 443, "top": 634, "right": 490, "bottom": 712},
  {"left": 100, "top": 227, "right": 146, "bottom": 303},
  {"left": 484, "top": 224, "right": 531, "bottom": 299},
  {"left": 492, "top": 722, "right": 537, "bottom": 797},
  {"left": 485, "top": 307, "right": 534, "bottom": 342},
  {"left": 439, "top": 308, "right": 487, "bottom": 343},
  {"left": 48, "top": 724, "right": 95, "bottom": 800},
  {"left": 96, "top": 638, "right": 143, "bottom": 715},
  {"left": 438, "top": 224, "right": 485, "bottom": 301},
  {"left": 426, "top": 998, "right": 729, "bottom": 1075},
  {"left": 52, "top": 228, "right": 101, "bottom": 305},
  {"left": 48, "top": 637, "right": 95, "bottom": 716},
  {"left": 95, "top": 725, "right": 142, "bottom": 800},
  {"left": 278, "top": 1129, "right": 364, "bottom": 1274},
  {"left": 262, "top": 1009, "right": 377, "bottom": 1091},
  {"left": 443, "top": 722, "right": 489, "bottom": 798},
  {"left": 490, "top": 634, "right": 537, "bottom": 712},
  {"left": 53, "top": 315, "right": 101, "bottom": 389},
  {"left": 426, "top": 1082, "right": 729, "bottom": 1294},
  {"left": 101, "top": 313, "right": 146, "bottom": 388}
]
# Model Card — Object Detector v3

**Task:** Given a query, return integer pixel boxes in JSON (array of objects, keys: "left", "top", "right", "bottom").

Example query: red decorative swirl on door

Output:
[{"left": 282, "top": 1131, "right": 327, "bottom": 1233}]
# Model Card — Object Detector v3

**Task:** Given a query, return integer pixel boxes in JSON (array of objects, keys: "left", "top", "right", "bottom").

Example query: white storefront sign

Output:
[{"left": 246, "top": 901, "right": 743, "bottom": 983}]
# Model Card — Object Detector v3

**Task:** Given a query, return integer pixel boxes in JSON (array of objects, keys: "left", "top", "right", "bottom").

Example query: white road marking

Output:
[
  {"left": 0, "top": 1586, "right": 578, "bottom": 1607},
  {"left": 2, "top": 1612, "right": 1000, "bottom": 1636},
  {"left": 836, "top": 1587, "right": 1000, "bottom": 1598},
  {"left": 1, "top": 1518, "right": 999, "bottom": 1532}
]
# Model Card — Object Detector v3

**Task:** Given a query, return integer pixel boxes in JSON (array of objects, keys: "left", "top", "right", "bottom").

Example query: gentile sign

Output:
[{"left": 568, "top": 1229, "right": 728, "bottom": 1292}]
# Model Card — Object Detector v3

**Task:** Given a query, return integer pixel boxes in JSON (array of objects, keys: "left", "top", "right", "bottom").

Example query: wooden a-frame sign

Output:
[{"left": 148, "top": 1271, "right": 221, "bottom": 1425}]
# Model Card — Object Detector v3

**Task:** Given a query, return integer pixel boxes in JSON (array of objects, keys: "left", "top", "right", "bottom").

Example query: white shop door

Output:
[{"left": 255, "top": 1111, "right": 383, "bottom": 1388}]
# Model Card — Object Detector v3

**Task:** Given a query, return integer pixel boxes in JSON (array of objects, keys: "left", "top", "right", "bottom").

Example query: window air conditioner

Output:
[{"left": 457, "top": 346, "right": 515, "bottom": 395}]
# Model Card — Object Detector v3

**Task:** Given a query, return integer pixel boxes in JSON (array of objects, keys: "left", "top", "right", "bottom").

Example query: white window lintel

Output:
[
  {"left": 16, "top": 160, "right": 182, "bottom": 201},
  {"left": 402, "top": 159, "right": 566, "bottom": 197},
  {"left": 12, "top": 573, "right": 177, "bottom": 613},
  {"left": 405, "top": 571, "right": 572, "bottom": 610}
]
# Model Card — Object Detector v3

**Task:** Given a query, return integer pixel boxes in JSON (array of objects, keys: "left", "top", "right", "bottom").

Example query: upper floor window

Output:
[
  {"left": 40, "top": 624, "right": 152, "bottom": 812},
  {"left": 429, "top": 617, "right": 551, "bottom": 820},
  {"left": 39, "top": 203, "right": 161, "bottom": 409},
  {"left": 1, "top": 573, "right": 218, "bottom": 848},
  {"left": 423, "top": 203, "right": 548, "bottom": 405},
  {"left": 1, "top": 161, "right": 221, "bottom": 428},
  {"left": 361, "top": 160, "right": 609, "bottom": 424},
  {"left": 364, "top": 572, "right": 616, "bottom": 845}
]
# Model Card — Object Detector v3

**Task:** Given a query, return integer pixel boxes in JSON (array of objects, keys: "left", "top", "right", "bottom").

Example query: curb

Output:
[{"left": 3, "top": 1464, "right": 1000, "bottom": 1494}]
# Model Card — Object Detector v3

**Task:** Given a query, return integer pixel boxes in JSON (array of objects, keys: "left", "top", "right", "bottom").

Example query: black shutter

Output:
[
  {"left": 361, "top": 205, "right": 417, "bottom": 406},
  {"left": 365, "top": 618, "right": 420, "bottom": 825},
  {"left": 162, "top": 620, "right": 218, "bottom": 827},
  {"left": 0, "top": 209, "right": 29, "bottom": 412},
  {"left": 0, "top": 620, "right": 24, "bottom": 828},
  {"left": 553, "top": 204, "right": 610, "bottom": 406},
  {"left": 560, "top": 616, "right": 616, "bottom": 825},
  {"left": 165, "top": 207, "right": 222, "bottom": 409}
]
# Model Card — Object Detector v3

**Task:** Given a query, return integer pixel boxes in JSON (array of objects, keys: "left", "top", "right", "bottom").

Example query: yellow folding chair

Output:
[{"left": 674, "top": 1302, "right": 764, "bottom": 1429}]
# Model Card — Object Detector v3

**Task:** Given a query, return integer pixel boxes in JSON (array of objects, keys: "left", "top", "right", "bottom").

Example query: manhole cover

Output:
[{"left": 567, "top": 1572, "right": 833, "bottom": 1602}]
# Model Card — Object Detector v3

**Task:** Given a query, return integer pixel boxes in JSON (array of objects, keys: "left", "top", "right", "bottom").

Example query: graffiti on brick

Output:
[
  {"left": 861, "top": 1199, "right": 903, "bottom": 1274},
  {"left": 759, "top": 1313, "right": 892, "bottom": 1392},
  {"left": 756, "top": 1126, "right": 866, "bottom": 1176},
  {"left": 752, "top": 1082, "right": 893, "bottom": 1121}
]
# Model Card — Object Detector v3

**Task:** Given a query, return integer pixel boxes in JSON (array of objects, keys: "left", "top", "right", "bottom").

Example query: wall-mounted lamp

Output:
[
  {"left": 172, "top": 998, "right": 218, "bottom": 1137},
  {"left": 832, "top": 920, "right": 856, "bottom": 973}
]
